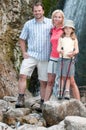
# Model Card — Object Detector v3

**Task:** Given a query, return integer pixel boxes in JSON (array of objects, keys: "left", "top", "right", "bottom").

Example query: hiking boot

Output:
[
  {"left": 64, "top": 91, "right": 70, "bottom": 100},
  {"left": 15, "top": 94, "right": 25, "bottom": 108},
  {"left": 40, "top": 99, "right": 44, "bottom": 109}
]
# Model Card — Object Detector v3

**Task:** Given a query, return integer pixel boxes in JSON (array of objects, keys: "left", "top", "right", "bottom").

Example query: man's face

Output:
[{"left": 33, "top": 5, "right": 44, "bottom": 20}]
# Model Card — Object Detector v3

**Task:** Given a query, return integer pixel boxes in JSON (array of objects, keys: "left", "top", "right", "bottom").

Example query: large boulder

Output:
[{"left": 42, "top": 99, "right": 86, "bottom": 126}]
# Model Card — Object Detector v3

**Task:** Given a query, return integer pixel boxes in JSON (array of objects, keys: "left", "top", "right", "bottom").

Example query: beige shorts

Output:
[{"left": 20, "top": 56, "right": 48, "bottom": 81}]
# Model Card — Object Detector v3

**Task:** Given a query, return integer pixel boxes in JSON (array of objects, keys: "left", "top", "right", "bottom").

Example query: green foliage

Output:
[{"left": 42, "top": 0, "right": 58, "bottom": 17}]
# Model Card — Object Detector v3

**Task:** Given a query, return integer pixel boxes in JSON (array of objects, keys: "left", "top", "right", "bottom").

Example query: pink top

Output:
[{"left": 50, "top": 27, "right": 63, "bottom": 58}]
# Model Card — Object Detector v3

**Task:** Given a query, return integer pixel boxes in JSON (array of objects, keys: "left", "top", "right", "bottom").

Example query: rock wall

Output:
[{"left": 0, "top": 0, "right": 33, "bottom": 98}]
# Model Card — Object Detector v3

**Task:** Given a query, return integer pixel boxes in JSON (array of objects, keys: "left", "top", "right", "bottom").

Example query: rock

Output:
[
  {"left": 42, "top": 99, "right": 86, "bottom": 126},
  {"left": 64, "top": 116, "right": 86, "bottom": 130}
]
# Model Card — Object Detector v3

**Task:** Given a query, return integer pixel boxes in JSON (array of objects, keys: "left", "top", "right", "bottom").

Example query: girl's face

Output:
[
  {"left": 53, "top": 12, "right": 64, "bottom": 27},
  {"left": 64, "top": 27, "right": 73, "bottom": 36}
]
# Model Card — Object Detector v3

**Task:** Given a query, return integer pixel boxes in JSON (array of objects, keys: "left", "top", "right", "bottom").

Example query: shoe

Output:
[
  {"left": 40, "top": 99, "right": 44, "bottom": 109},
  {"left": 15, "top": 95, "right": 25, "bottom": 108},
  {"left": 64, "top": 91, "right": 70, "bottom": 100},
  {"left": 36, "top": 99, "right": 44, "bottom": 112}
]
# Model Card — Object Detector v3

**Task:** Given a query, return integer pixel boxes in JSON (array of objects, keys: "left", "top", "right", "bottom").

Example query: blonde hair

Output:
[{"left": 51, "top": 10, "right": 64, "bottom": 25}]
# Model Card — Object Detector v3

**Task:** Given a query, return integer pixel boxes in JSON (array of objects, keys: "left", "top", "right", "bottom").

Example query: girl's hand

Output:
[
  {"left": 23, "top": 52, "right": 29, "bottom": 59},
  {"left": 67, "top": 52, "right": 74, "bottom": 58}
]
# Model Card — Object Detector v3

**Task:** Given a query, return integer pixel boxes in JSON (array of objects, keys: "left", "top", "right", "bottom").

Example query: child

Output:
[{"left": 57, "top": 19, "right": 79, "bottom": 100}]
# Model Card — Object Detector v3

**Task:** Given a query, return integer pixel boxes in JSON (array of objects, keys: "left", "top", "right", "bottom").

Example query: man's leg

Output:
[
  {"left": 15, "top": 74, "right": 27, "bottom": 108},
  {"left": 18, "top": 74, "right": 27, "bottom": 94},
  {"left": 70, "top": 76, "right": 80, "bottom": 100},
  {"left": 38, "top": 61, "right": 48, "bottom": 104},
  {"left": 15, "top": 57, "right": 36, "bottom": 108}
]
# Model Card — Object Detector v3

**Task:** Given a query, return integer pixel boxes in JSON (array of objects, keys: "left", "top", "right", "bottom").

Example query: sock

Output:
[
  {"left": 19, "top": 94, "right": 24, "bottom": 96},
  {"left": 41, "top": 99, "right": 44, "bottom": 103},
  {"left": 65, "top": 89, "right": 69, "bottom": 92}
]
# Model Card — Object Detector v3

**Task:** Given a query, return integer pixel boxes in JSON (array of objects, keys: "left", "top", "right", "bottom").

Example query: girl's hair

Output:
[
  {"left": 61, "top": 28, "right": 77, "bottom": 40},
  {"left": 51, "top": 10, "right": 64, "bottom": 25},
  {"left": 32, "top": 2, "right": 44, "bottom": 11}
]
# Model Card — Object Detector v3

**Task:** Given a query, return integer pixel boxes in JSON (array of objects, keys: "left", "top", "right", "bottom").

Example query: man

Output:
[{"left": 15, "top": 2, "right": 52, "bottom": 108}]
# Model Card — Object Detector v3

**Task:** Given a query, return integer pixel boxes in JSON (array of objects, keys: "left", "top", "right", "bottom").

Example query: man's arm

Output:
[{"left": 19, "top": 39, "right": 29, "bottom": 59}]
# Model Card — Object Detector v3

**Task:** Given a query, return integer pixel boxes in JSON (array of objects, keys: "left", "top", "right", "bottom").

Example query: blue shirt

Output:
[{"left": 20, "top": 17, "right": 52, "bottom": 61}]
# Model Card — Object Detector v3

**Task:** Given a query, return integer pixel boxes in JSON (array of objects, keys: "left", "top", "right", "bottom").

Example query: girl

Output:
[{"left": 57, "top": 19, "right": 79, "bottom": 99}]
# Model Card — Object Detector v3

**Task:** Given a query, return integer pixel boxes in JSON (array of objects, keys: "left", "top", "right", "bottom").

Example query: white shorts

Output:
[
  {"left": 20, "top": 56, "right": 48, "bottom": 81},
  {"left": 47, "top": 60, "right": 58, "bottom": 74}
]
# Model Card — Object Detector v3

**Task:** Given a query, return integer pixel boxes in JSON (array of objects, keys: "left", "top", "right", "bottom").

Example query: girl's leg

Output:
[
  {"left": 70, "top": 76, "right": 80, "bottom": 100},
  {"left": 64, "top": 77, "right": 70, "bottom": 100},
  {"left": 65, "top": 77, "right": 70, "bottom": 91}
]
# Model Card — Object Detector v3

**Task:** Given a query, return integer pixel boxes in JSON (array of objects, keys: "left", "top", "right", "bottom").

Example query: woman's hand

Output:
[{"left": 60, "top": 50, "right": 64, "bottom": 56}]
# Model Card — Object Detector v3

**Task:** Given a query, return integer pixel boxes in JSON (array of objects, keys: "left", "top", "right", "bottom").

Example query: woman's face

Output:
[{"left": 53, "top": 12, "right": 64, "bottom": 27}]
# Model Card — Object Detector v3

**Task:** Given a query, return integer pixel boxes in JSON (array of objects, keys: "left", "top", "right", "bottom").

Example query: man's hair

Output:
[{"left": 32, "top": 2, "right": 44, "bottom": 11}]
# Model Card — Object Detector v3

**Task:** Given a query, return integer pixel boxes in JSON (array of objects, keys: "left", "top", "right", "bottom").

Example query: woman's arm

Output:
[{"left": 57, "top": 38, "right": 64, "bottom": 55}]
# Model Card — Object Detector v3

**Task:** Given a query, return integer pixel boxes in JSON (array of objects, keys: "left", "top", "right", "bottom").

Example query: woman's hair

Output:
[
  {"left": 61, "top": 28, "right": 77, "bottom": 40},
  {"left": 51, "top": 10, "right": 64, "bottom": 25},
  {"left": 32, "top": 2, "right": 44, "bottom": 11}
]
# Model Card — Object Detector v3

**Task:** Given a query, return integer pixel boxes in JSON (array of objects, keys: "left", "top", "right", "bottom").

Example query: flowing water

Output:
[{"left": 63, "top": 0, "right": 86, "bottom": 85}]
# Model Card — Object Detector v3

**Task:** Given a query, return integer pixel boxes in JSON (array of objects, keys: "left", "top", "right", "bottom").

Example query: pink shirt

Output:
[{"left": 50, "top": 27, "right": 63, "bottom": 58}]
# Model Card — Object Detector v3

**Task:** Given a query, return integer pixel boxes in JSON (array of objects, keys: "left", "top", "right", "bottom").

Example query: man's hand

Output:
[{"left": 23, "top": 52, "right": 29, "bottom": 59}]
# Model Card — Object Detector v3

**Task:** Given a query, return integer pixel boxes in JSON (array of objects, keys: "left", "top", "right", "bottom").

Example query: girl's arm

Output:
[
  {"left": 73, "top": 38, "right": 79, "bottom": 55},
  {"left": 67, "top": 38, "right": 79, "bottom": 58}
]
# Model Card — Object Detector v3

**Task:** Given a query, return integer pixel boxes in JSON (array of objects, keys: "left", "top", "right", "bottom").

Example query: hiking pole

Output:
[
  {"left": 62, "top": 57, "right": 72, "bottom": 98},
  {"left": 58, "top": 47, "right": 63, "bottom": 100}
]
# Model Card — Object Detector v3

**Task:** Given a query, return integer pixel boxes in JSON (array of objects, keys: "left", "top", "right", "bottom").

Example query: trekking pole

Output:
[
  {"left": 58, "top": 47, "right": 63, "bottom": 99},
  {"left": 62, "top": 57, "right": 72, "bottom": 98}
]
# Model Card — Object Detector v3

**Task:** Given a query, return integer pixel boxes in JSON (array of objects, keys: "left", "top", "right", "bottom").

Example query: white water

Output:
[{"left": 63, "top": 0, "right": 86, "bottom": 38}]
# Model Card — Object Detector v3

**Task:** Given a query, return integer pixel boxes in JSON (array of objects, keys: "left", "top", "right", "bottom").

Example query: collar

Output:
[
  {"left": 53, "top": 26, "right": 63, "bottom": 31},
  {"left": 33, "top": 17, "right": 47, "bottom": 24}
]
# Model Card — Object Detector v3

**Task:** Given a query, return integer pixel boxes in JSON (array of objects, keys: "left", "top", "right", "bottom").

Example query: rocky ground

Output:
[{"left": 0, "top": 95, "right": 86, "bottom": 130}]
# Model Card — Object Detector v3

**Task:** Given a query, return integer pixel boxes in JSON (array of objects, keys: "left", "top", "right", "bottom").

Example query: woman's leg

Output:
[
  {"left": 70, "top": 76, "right": 80, "bottom": 100},
  {"left": 44, "top": 73, "right": 56, "bottom": 101}
]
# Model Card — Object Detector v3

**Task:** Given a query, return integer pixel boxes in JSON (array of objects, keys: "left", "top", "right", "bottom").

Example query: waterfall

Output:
[
  {"left": 63, "top": 0, "right": 86, "bottom": 85},
  {"left": 63, "top": 0, "right": 86, "bottom": 37}
]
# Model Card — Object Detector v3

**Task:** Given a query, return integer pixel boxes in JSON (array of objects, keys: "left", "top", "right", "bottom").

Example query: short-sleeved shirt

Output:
[
  {"left": 19, "top": 17, "right": 52, "bottom": 61},
  {"left": 59, "top": 37, "right": 75, "bottom": 59},
  {"left": 50, "top": 27, "right": 63, "bottom": 59}
]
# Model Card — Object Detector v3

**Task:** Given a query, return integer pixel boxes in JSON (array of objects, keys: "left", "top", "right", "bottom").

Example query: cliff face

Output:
[{"left": 0, "top": 0, "right": 33, "bottom": 98}]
